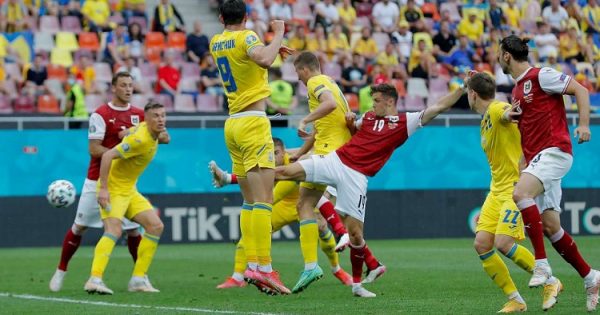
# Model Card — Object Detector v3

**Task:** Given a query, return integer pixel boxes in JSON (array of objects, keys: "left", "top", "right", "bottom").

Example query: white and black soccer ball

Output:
[{"left": 47, "top": 180, "right": 76, "bottom": 208}]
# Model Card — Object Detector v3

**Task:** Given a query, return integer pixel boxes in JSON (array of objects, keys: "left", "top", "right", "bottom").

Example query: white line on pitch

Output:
[{"left": 0, "top": 292, "right": 282, "bottom": 314}]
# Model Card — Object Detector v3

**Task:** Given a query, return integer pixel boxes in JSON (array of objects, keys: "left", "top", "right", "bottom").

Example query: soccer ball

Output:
[{"left": 47, "top": 180, "right": 76, "bottom": 208}]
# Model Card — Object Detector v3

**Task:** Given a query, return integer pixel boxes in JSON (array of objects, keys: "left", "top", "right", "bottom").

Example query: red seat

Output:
[
  {"left": 14, "top": 96, "right": 36, "bottom": 113},
  {"left": 167, "top": 32, "right": 186, "bottom": 51},
  {"left": 37, "top": 94, "right": 61, "bottom": 113},
  {"left": 47, "top": 64, "right": 68, "bottom": 82},
  {"left": 145, "top": 32, "right": 165, "bottom": 50},
  {"left": 196, "top": 94, "right": 221, "bottom": 112},
  {"left": 344, "top": 93, "right": 359, "bottom": 112},
  {"left": 0, "top": 95, "right": 13, "bottom": 114},
  {"left": 61, "top": 16, "right": 82, "bottom": 33},
  {"left": 78, "top": 32, "right": 100, "bottom": 51}
]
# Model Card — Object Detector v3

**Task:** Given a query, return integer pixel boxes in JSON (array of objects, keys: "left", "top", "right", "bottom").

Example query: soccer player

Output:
[
  {"left": 275, "top": 83, "right": 464, "bottom": 297},
  {"left": 210, "top": 138, "right": 352, "bottom": 291},
  {"left": 288, "top": 51, "right": 354, "bottom": 293},
  {"left": 84, "top": 102, "right": 167, "bottom": 295},
  {"left": 210, "top": 0, "right": 293, "bottom": 295},
  {"left": 498, "top": 35, "right": 599, "bottom": 311},
  {"left": 49, "top": 72, "right": 160, "bottom": 292},
  {"left": 465, "top": 72, "right": 553, "bottom": 312}
]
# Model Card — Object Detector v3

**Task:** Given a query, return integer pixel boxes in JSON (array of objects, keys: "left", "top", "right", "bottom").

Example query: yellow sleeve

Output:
[
  {"left": 115, "top": 132, "right": 145, "bottom": 159},
  {"left": 273, "top": 181, "right": 299, "bottom": 205},
  {"left": 241, "top": 30, "right": 264, "bottom": 55},
  {"left": 489, "top": 102, "right": 511, "bottom": 125},
  {"left": 307, "top": 77, "right": 332, "bottom": 100}
]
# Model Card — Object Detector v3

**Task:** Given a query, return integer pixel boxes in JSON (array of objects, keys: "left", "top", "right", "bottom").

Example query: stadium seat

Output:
[
  {"left": 78, "top": 32, "right": 100, "bottom": 51},
  {"left": 129, "top": 16, "right": 148, "bottom": 33},
  {"left": 355, "top": 16, "right": 371, "bottom": 29},
  {"left": 152, "top": 93, "right": 174, "bottom": 112},
  {"left": 196, "top": 94, "right": 221, "bottom": 112},
  {"left": 61, "top": 16, "right": 82, "bottom": 33},
  {"left": 13, "top": 96, "right": 36, "bottom": 113},
  {"left": 404, "top": 95, "right": 426, "bottom": 111},
  {"left": 34, "top": 32, "right": 55, "bottom": 52},
  {"left": 55, "top": 32, "right": 79, "bottom": 52},
  {"left": 281, "top": 62, "right": 298, "bottom": 82},
  {"left": 407, "top": 78, "right": 429, "bottom": 98},
  {"left": 427, "top": 92, "right": 445, "bottom": 107},
  {"left": 3, "top": 79, "right": 18, "bottom": 98},
  {"left": 84, "top": 94, "right": 104, "bottom": 112},
  {"left": 145, "top": 47, "right": 162, "bottom": 65},
  {"left": 131, "top": 94, "right": 149, "bottom": 109},
  {"left": 322, "top": 62, "right": 342, "bottom": 82},
  {"left": 47, "top": 64, "right": 68, "bottom": 82},
  {"left": 39, "top": 16, "right": 60, "bottom": 35},
  {"left": 178, "top": 78, "right": 198, "bottom": 93},
  {"left": 167, "top": 32, "right": 186, "bottom": 51},
  {"left": 421, "top": 3, "right": 441, "bottom": 20},
  {"left": 94, "top": 63, "right": 113, "bottom": 83},
  {"left": 4, "top": 63, "right": 22, "bottom": 82},
  {"left": 139, "top": 62, "right": 158, "bottom": 80},
  {"left": 174, "top": 94, "right": 196, "bottom": 112},
  {"left": 138, "top": 80, "right": 153, "bottom": 94},
  {"left": 145, "top": 32, "right": 165, "bottom": 50},
  {"left": 429, "top": 78, "right": 449, "bottom": 94},
  {"left": 50, "top": 48, "right": 74, "bottom": 67},
  {"left": 392, "top": 79, "right": 407, "bottom": 98},
  {"left": 440, "top": 2, "right": 462, "bottom": 22},
  {"left": 45, "top": 79, "right": 66, "bottom": 100},
  {"left": 0, "top": 95, "right": 13, "bottom": 114},
  {"left": 292, "top": 1, "right": 312, "bottom": 20},
  {"left": 109, "top": 14, "right": 125, "bottom": 26},
  {"left": 181, "top": 62, "right": 200, "bottom": 79},
  {"left": 37, "top": 94, "right": 60, "bottom": 113},
  {"left": 26, "top": 16, "right": 38, "bottom": 32},
  {"left": 372, "top": 32, "right": 390, "bottom": 52},
  {"left": 344, "top": 93, "right": 359, "bottom": 111},
  {"left": 396, "top": 97, "right": 404, "bottom": 111}
]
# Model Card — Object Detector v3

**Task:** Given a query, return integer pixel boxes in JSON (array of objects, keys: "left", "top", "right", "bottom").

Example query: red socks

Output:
[
  {"left": 350, "top": 243, "right": 366, "bottom": 283},
  {"left": 127, "top": 234, "right": 142, "bottom": 262},
  {"left": 552, "top": 230, "right": 591, "bottom": 278},
  {"left": 318, "top": 200, "right": 347, "bottom": 236},
  {"left": 58, "top": 228, "right": 82, "bottom": 271},
  {"left": 364, "top": 245, "right": 380, "bottom": 270},
  {"left": 518, "top": 202, "right": 547, "bottom": 259}
]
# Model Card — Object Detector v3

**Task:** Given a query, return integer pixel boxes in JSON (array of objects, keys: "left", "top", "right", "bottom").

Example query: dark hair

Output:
[
  {"left": 370, "top": 84, "right": 398, "bottom": 103},
  {"left": 273, "top": 137, "right": 284, "bottom": 149},
  {"left": 219, "top": 0, "right": 246, "bottom": 26},
  {"left": 293, "top": 51, "right": 320, "bottom": 71},
  {"left": 112, "top": 71, "right": 133, "bottom": 86},
  {"left": 467, "top": 72, "right": 495, "bottom": 100},
  {"left": 144, "top": 101, "right": 164, "bottom": 112},
  {"left": 500, "top": 35, "right": 529, "bottom": 62}
]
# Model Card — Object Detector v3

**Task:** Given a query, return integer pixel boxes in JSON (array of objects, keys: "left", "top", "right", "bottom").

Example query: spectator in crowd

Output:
[
  {"left": 328, "top": 23, "right": 351, "bottom": 62},
  {"left": 377, "top": 43, "right": 399, "bottom": 78},
  {"left": 128, "top": 22, "right": 145, "bottom": 61},
  {"left": 200, "top": 53, "right": 224, "bottom": 97},
  {"left": 266, "top": 68, "right": 296, "bottom": 115},
  {"left": 446, "top": 34, "right": 476, "bottom": 69},
  {"left": 152, "top": 0, "right": 185, "bottom": 34},
  {"left": 542, "top": 0, "right": 569, "bottom": 33},
  {"left": 534, "top": 21, "right": 559, "bottom": 62},
  {"left": 186, "top": 20, "right": 210, "bottom": 64},
  {"left": 314, "top": 0, "right": 339, "bottom": 32},
  {"left": 341, "top": 54, "right": 367, "bottom": 94},
  {"left": 434, "top": 9, "right": 457, "bottom": 32},
  {"left": 81, "top": 0, "right": 111, "bottom": 32},
  {"left": 352, "top": 27, "right": 378, "bottom": 62},
  {"left": 60, "top": 0, "right": 84, "bottom": 27},
  {"left": 433, "top": 21, "right": 457, "bottom": 61},
  {"left": 393, "top": 20, "right": 413, "bottom": 64},
  {"left": 252, "top": 0, "right": 272, "bottom": 23},
  {"left": 337, "top": 0, "right": 356, "bottom": 35},
  {"left": 487, "top": 0, "right": 505, "bottom": 30},
  {"left": 503, "top": 0, "right": 520, "bottom": 31},
  {"left": 288, "top": 25, "right": 309, "bottom": 51},
  {"left": 63, "top": 75, "right": 89, "bottom": 120},
  {"left": 117, "top": 56, "right": 143, "bottom": 93},
  {"left": 155, "top": 51, "right": 180, "bottom": 101},
  {"left": 539, "top": 50, "right": 563, "bottom": 73},
  {"left": 520, "top": 0, "right": 540, "bottom": 29},
  {"left": 560, "top": 19, "right": 587, "bottom": 63},
  {"left": 457, "top": 10, "right": 484, "bottom": 46},
  {"left": 582, "top": 0, "right": 600, "bottom": 34},
  {"left": 246, "top": 8, "right": 268, "bottom": 40},
  {"left": 269, "top": 0, "right": 292, "bottom": 23},
  {"left": 408, "top": 39, "right": 435, "bottom": 79},
  {"left": 565, "top": 0, "right": 583, "bottom": 22},
  {"left": 493, "top": 62, "right": 514, "bottom": 94},
  {"left": 0, "top": 0, "right": 29, "bottom": 33},
  {"left": 71, "top": 54, "right": 100, "bottom": 95},
  {"left": 308, "top": 24, "right": 329, "bottom": 62},
  {"left": 400, "top": 0, "right": 424, "bottom": 32},
  {"left": 23, "top": 53, "right": 48, "bottom": 98},
  {"left": 372, "top": 0, "right": 399, "bottom": 33},
  {"left": 105, "top": 23, "right": 131, "bottom": 67},
  {"left": 355, "top": 0, "right": 373, "bottom": 18},
  {"left": 0, "top": 58, "right": 7, "bottom": 96},
  {"left": 121, "top": 0, "right": 147, "bottom": 25}
]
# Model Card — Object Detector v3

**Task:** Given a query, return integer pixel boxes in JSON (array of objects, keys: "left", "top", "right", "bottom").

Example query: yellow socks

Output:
[
  {"left": 253, "top": 202, "right": 273, "bottom": 269},
  {"left": 299, "top": 219, "right": 319, "bottom": 269},
  {"left": 240, "top": 203, "right": 257, "bottom": 268},
  {"left": 91, "top": 233, "right": 117, "bottom": 278},
  {"left": 319, "top": 229, "right": 339, "bottom": 268},
  {"left": 132, "top": 233, "right": 160, "bottom": 277},
  {"left": 480, "top": 249, "right": 517, "bottom": 296},
  {"left": 234, "top": 240, "right": 247, "bottom": 274},
  {"left": 504, "top": 243, "right": 535, "bottom": 274}
]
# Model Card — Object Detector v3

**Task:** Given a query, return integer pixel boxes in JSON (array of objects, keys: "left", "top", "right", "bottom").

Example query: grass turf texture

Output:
[{"left": 1, "top": 237, "right": 599, "bottom": 314}]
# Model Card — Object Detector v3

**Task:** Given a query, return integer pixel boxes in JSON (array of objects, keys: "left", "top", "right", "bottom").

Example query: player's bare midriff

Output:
[{"left": 240, "top": 99, "right": 267, "bottom": 113}]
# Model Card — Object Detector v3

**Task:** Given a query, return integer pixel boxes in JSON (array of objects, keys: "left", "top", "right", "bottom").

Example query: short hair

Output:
[
  {"left": 272, "top": 137, "right": 284, "bottom": 149},
  {"left": 467, "top": 72, "right": 496, "bottom": 100},
  {"left": 144, "top": 101, "right": 164, "bottom": 112},
  {"left": 500, "top": 35, "right": 529, "bottom": 62},
  {"left": 112, "top": 71, "right": 133, "bottom": 86},
  {"left": 370, "top": 84, "right": 398, "bottom": 103},
  {"left": 293, "top": 52, "right": 320, "bottom": 71},
  {"left": 219, "top": 0, "right": 246, "bottom": 26}
]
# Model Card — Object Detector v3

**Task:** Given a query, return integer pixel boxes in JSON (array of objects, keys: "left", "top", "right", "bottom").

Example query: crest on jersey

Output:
[
  {"left": 122, "top": 143, "right": 130, "bottom": 152},
  {"left": 246, "top": 34, "right": 258, "bottom": 45},
  {"left": 131, "top": 115, "right": 140, "bottom": 125},
  {"left": 523, "top": 80, "right": 532, "bottom": 94}
]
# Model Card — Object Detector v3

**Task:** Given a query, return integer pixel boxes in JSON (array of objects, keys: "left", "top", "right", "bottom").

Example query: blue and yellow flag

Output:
[{"left": 2, "top": 32, "right": 34, "bottom": 62}]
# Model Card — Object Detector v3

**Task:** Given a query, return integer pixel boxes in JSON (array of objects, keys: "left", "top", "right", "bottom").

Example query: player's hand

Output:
[
  {"left": 289, "top": 152, "right": 301, "bottom": 163},
  {"left": 158, "top": 130, "right": 170, "bottom": 144},
  {"left": 279, "top": 45, "right": 295, "bottom": 60},
  {"left": 270, "top": 20, "right": 286, "bottom": 35},
  {"left": 297, "top": 120, "right": 310, "bottom": 138},
  {"left": 345, "top": 112, "right": 356, "bottom": 124},
  {"left": 504, "top": 105, "right": 522, "bottom": 123},
  {"left": 117, "top": 128, "right": 129, "bottom": 139},
  {"left": 574, "top": 125, "right": 591, "bottom": 144},
  {"left": 97, "top": 188, "right": 111, "bottom": 212}
]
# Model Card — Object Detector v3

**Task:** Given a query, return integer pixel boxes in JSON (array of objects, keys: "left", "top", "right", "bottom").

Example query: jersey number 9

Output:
[{"left": 217, "top": 57, "right": 238, "bottom": 93}]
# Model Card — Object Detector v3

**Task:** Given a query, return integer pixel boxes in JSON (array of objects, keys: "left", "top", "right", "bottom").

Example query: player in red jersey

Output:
[
  {"left": 49, "top": 72, "right": 169, "bottom": 292},
  {"left": 275, "top": 83, "right": 465, "bottom": 297},
  {"left": 498, "top": 35, "right": 598, "bottom": 311}
]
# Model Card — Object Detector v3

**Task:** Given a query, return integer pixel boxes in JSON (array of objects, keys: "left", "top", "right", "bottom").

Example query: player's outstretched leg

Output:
[
  {"left": 209, "top": 160, "right": 233, "bottom": 188},
  {"left": 217, "top": 240, "right": 248, "bottom": 289},
  {"left": 361, "top": 245, "right": 386, "bottom": 284},
  {"left": 50, "top": 225, "right": 85, "bottom": 292},
  {"left": 316, "top": 217, "right": 352, "bottom": 286}
]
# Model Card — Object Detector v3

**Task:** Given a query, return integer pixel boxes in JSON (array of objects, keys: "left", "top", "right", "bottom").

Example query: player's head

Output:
[
  {"left": 144, "top": 101, "right": 166, "bottom": 134},
  {"left": 111, "top": 72, "right": 134, "bottom": 105},
  {"left": 498, "top": 35, "right": 529, "bottom": 74},
  {"left": 293, "top": 52, "right": 321, "bottom": 84},
  {"left": 273, "top": 137, "right": 286, "bottom": 166},
  {"left": 466, "top": 72, "right": 495, "bottom": 112},
  {"left": 219, "top": 0, "right": 247, "bottom": 27},
  {"left": 370, "top": 84, "right": 398, "bottom": 117}
]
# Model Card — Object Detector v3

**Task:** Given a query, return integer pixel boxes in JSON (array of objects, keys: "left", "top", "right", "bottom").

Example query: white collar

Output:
[{"left": 108, "top": 102, "right": 131, "bottom": 111}]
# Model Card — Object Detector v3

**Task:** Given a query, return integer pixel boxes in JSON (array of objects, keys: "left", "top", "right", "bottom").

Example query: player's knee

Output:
[
  {"left": 473, "top": 238, "right": 493, "bottom": 254},
  {"left": 146, "top": 220, "right": 164, "bottom": 236},
  {"left": 512, "top": 188, "right": 534, "bottom": 203},
  {"left": 72, "top": 224, "right": 88, "bottom": 235},
  {"left": 494, "top": 239, "right": 514, "bottom": 255},
  {"left": 542, "top": 221, "right": 560, "bottom": 237},
  {"left": 105, "top": 224, "right": 122, "bottom": 238}
]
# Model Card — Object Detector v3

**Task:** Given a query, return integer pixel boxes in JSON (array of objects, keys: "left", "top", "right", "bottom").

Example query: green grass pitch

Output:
[{"left": 1, "top": 237, "right": 598, "bottom": 314}]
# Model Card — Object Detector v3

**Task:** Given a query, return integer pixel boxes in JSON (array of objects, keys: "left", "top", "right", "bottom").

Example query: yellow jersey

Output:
[
  {"left": 110, "top": 122, "right": 158, "bottom": 193},
  {"left": 273, "top": 154, "right": 299, "bottom": 204},
  {"left": 480, "top": 100, "right": 522, "bottom": 194},
  {"left": 210, "top": 29, "right": 271, "bottom": 115},
  {"left": 307, "top": 75, "right": 352, "bottom": 154}
]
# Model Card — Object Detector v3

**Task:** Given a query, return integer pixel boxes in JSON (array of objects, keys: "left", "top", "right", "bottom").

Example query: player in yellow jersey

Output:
[
  {"left": 210, "top": 0, "right": 293, "bottom": 295},
  {"left": 289, "top": 51, "right": 352, "bottom": 293},
  {"left": 466, "top": 72, "right": 562, "bottom": 312},
  {"left": 210, "top": 138, "right": 353, "bottom": 292},
  {"left": 84, "top": 102, "right": 167, "bottom": 295}
]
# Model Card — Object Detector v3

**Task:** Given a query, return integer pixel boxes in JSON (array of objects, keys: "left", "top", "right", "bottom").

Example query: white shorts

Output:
[
  {"left": 523, "top": 147, "right": 573, "bottom": 213},
  {"left": 74, "top": 178, "right": 140, "bottom": 230},
  {"left": 299, "top": 152, "right": 369, "bottom": 222}
]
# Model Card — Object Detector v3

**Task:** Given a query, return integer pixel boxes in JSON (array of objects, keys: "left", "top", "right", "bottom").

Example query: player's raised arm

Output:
[
  {"left": 564, "top": 79, "right": 591, "bottom": 143},
  {"left": 248, "top": 20, "right": 286, "bottom": 68},
  {"left": 420, "top": 87, "right": 466, "bottom": 125},
  {"left": 298, "top": 91, "right": 337, "bottom": 134}
]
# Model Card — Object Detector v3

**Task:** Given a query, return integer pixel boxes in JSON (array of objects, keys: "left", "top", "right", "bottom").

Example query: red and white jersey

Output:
[
  {"left": 511, "top": 67, "right": 572, "bottom": 163},
  {"left": 337, "top": 111, "right": 423, "bottom": 176},
  {"left": 86, "top": 103, "right": 144, "bottom": 180}
]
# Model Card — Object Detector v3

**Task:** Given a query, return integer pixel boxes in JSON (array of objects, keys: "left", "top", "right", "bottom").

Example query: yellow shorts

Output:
[
  {"left": 99, "top": 190, "right": 153, "bottom": 221},
  {"left": 271, "top": 200, "right": 320, "bottom": 232},
  {"left": 476, "top": 192, "right": 525, "bottom": 241},
  {"left": 224, "top": 113, "right": 275, "bottom": 177}
]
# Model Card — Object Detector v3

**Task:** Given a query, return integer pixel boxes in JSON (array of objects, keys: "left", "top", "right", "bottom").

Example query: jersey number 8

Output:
[{"left": 217, "top": 57, "right": 238, "bottom": 93}]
